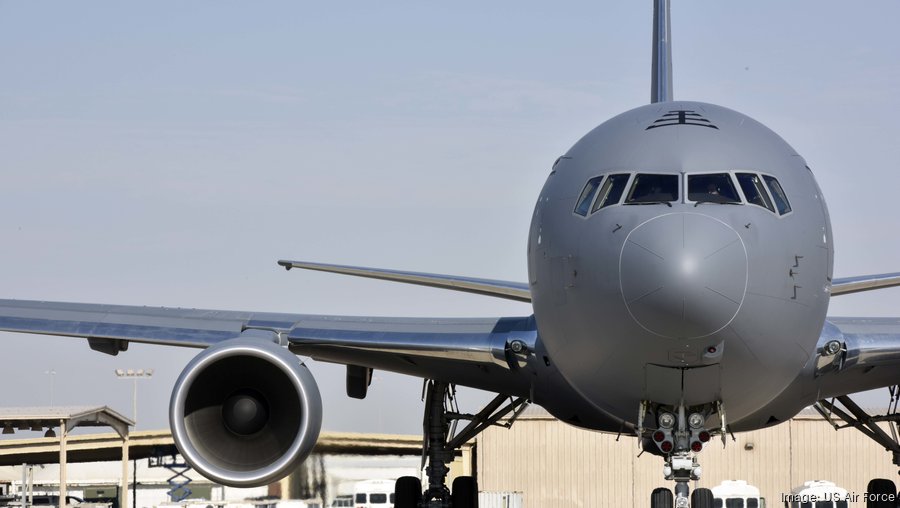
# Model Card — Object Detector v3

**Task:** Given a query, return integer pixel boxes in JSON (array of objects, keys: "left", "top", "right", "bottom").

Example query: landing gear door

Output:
[
  {"left": 683, "top": 364, "right": 721, "bottom": 406},
  {"left": 644, "top": 364, "right": 683, "bottom": 405},
  {"left": 644, "top": 364, "right": 721, "bottom": 406}
]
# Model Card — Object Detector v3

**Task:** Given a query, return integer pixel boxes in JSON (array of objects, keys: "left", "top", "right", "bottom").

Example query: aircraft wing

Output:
[
  {"left": 812, "top": 317, "right": 900, "bottom": 399},
  {"left": 831, "top": 272, "right": 900, "bottom": 296},
  {"left": 814, "top": 274, "right": 900, "bottom": 398},
  {"left": 277, "top": 260, "right": 531, "bottom": 302},
  {"left": 0, "top": 299, "right": 536, "bottom": 397},
  {"left": 811, "top": 272, "right": 900, "bottom": 395}
]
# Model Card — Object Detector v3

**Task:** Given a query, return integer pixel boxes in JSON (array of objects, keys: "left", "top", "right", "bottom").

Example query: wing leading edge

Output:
[
  {"left": 0, "top": 299, "right": 536, "bottom": 397},
  {"left": 831, "top": 272, "right": 900, "bottom": 296},
  {"left": 277, "top": 260, "right": 532, "bottom": 303}
]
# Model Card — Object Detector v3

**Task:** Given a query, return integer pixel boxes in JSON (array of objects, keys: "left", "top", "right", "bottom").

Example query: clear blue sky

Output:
[{"left": 0, "top": 1, "right": 898, "bottom": 435}]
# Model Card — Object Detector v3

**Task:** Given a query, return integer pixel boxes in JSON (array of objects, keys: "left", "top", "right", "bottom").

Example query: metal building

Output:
[{"left": 476, "top": 407, "right": 897, "bottom": 507}]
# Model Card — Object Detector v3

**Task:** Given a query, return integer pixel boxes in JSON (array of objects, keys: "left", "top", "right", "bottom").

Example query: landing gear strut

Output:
[
  {"left": 422, "top": 380, "right": 453, "bottom": 505},
  {"left": 813, "top": 391, "right": 900, "bottom": 507},
  {"left": 663, "top": 452, "right": 699, "bottom": 508},
  {"left": 651, "top": 455, "right": 709, "bottom": 508},
  {"left": 645, "top": 401, "right": 716, "bottom": 508},
  {"left": 394, "top": 380, "right": 529, "bottom": 508}
]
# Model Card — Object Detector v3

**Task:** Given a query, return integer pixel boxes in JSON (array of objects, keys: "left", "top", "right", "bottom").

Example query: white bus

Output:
[
  {"left": 784, "top": 481, "right": 850, "bottom": 508},
  {"left": 711, "top": 480, "right": 766, "bottom": 508},
  {"left": 352, "top": 480, "right": 395, "bottom": 508}
]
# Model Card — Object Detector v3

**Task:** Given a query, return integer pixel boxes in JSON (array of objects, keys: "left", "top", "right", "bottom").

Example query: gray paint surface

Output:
[{"left": 0, "top": 0, "right": 896, "bottom": 490}]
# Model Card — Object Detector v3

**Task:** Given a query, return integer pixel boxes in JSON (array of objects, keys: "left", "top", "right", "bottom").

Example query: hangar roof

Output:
[{"left": 0, "top": 405, "right": 132, "bottom": 438}]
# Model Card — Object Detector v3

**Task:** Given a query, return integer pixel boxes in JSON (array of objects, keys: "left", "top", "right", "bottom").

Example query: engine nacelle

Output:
[{"left": 169, "top": 336, "right": 322, "bottom": 487}]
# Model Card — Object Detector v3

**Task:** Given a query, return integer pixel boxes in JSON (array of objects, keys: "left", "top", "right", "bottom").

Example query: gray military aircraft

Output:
[{"left": 2, "top": 1, "right": 900, "bottom": 507}]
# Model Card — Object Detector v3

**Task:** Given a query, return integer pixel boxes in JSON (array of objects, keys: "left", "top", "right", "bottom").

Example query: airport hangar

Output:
[{"left": 0, "top": 405, "right": 896, "bottom": 507}]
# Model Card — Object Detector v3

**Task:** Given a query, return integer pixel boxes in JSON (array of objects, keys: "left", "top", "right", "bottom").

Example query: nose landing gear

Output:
[
  {"left": 651, "top": 457, "right": 715, "bottom": 508},
  {"left": 664, "top": 453, "right": 700, "bottom": 507},
  {"left": 645, "top": 402, "right": 718, "bottom": 508}
]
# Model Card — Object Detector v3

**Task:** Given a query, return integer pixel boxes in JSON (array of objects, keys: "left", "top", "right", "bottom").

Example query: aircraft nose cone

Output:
[{"left": 619, "top": 213, "right": 748, "bottom": 339}]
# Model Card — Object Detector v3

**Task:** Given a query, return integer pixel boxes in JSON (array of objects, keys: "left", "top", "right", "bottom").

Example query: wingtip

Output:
[{"left": 277, "top": 260, "right": 293, "bottom": 271}]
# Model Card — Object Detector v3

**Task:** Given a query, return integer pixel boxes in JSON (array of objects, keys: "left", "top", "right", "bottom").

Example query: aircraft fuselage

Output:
[{"left": 528, "top": 101, "right": 833, "bottom": 430}]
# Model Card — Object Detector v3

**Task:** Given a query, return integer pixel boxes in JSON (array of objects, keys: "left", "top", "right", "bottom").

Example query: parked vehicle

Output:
[
  {"left": 711, "top": 480, "right": 765, "bottom": 508},
  {"left": 784, "top": 481, "right": 849, "bottom": 508},
  {"left": 352, "top": 480, "right": 395, "bottom": 508}
]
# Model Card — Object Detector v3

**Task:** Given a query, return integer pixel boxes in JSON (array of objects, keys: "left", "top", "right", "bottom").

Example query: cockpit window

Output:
[
  {"left": 762, "top": 175, "right": 792, "bottom": 215},
  {"left": 625, "top": 174, "right": 678, "bottom": 204},
  {"left": 688, "top": 173, "right": 741, "bottom": 204},
  {"left": 574, "top": 176, "right": 603, "bottom": 216},
  {"left": 591, "top": 173, "right": 630, "bottom": 212},
  {"left": 736, "top": 173, "right": 775, "bottom": 213}
]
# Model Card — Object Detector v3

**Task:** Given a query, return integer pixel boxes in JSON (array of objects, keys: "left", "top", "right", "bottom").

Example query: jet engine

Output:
[{"left": 169, "top": 336, "right": 322, "bottom": 487}]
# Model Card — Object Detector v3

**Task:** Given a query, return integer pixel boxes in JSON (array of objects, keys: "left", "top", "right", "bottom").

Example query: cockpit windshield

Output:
[
  {"left": 762, "top": 175, "right": 792, "bottom": 215},
  {"left": 624, "top": 174, "right": 678, "bottom": 205},
  {"left": 574, "top": 176, "right": 603, "bottom": 216},
  {"left": 688, "top": 173, "right": 741, "bottom": 204},
  {"left": 591, "top": 173, "right": 630, "bottom": 212},
  {"left": 573, "top": 171, "right": 792, "bottom": 216},
  {"left": 736, "top": 173, "right": 775, "bottom": 213}
]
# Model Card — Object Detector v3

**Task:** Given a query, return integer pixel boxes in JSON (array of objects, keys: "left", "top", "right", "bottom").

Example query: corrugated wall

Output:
[{"left": 477, "top": 413, "right": 898, "bottom": 507}]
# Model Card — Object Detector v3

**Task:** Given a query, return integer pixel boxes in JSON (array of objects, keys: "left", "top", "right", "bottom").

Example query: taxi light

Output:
[
  {"left": 691, "top": 441, "right": 703, "bottom": 452},
  {"left": 698, "top": 430, "right": 711, "bottom": 443},
  {"left": 653, "top": 431, "right": 665, "bottom": 442},
  {"left": 658, "top": 412, "right": 676, "bottom": 429},
  {"left": 688, "top": 412, "right": 704, "bottom": 429},
  {"left": 660, "top": 440, "right": 673, "bottom": 453}
]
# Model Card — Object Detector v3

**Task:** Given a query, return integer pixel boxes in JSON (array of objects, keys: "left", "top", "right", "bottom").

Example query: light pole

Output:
[
  {"left": 114, "top": 369, "right": 153, "bottom": 508},
  {"left": 113, "top": 369, "right": 154, "bottom": 425},
  {"left": 44, "top": 370, "right": 56, "bottom": 406}
]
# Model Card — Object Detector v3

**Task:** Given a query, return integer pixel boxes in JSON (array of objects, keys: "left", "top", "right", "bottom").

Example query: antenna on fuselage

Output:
[{"left": 651, "top": 0, "right": 673, "bottom": 103}]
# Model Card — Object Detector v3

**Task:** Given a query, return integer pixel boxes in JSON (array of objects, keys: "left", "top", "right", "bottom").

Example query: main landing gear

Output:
[
  {"left": 813, "top": 390, "right": 900, "bottom": 508},
  {"left": 393, "top": 380, "right": 529, "bottom": 508}
]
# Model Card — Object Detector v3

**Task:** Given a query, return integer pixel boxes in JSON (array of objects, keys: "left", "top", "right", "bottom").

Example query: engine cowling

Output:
[{"left": 169, "top": 336, "right": 322, "bottom": 487}]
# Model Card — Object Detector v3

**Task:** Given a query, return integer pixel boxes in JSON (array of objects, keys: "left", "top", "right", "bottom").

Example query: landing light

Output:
[
  {"left": 688, "top": 412, "right": 704, "bottom": 429},
  {"left": 653, "top": 431, "right": 665, "bottom": 442},
  {"left": 698, "top": 430, "right": 711, "bottom": 443},
  {"left": 824, "top": 340, "right": 842, "bottom": 356},
  {"left": 658, "top": 412, "right": 675, "bottom": 429},
  {"left": 660, "top": 440, "right": 674, "bottom": 453},
  {"left": 691, "top": 441, "right": 703, "bottom": 453}
]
